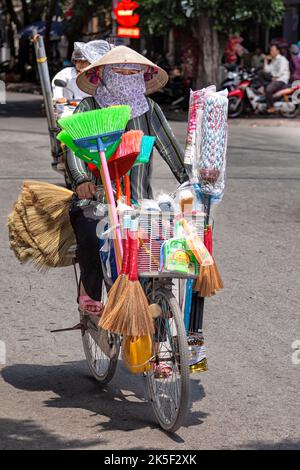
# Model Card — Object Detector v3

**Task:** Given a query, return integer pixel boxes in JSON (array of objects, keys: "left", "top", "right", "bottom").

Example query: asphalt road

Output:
[{"left": 0, "top": 93, "right": 299, "bottom": 450}]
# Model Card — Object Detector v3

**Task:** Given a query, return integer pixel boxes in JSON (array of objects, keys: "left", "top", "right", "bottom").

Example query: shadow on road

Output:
[
  {"left": 0, "top": 98, "right": 43, "bottom": 118},
  {"left": 1, "top": 361, "right": 207, "bottom": 449},
  {"left": 239, "top": 439, "right": 300, "bottom": 450}
]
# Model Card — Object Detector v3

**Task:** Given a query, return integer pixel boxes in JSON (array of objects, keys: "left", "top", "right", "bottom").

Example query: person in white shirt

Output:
[
  {"left": 52, "top": 40, "right": 114, "bottom": 103},
  {"left": 263, "top": 44, "right": 290, "bottom": 113}
]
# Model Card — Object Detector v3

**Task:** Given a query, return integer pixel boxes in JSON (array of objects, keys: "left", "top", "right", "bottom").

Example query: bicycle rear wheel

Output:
[
  {"left": 80, "top": 282, "right": 120, "bottom": 384},
  {"left": 146, "top": 287, "right": 190, "bottom": 432}
]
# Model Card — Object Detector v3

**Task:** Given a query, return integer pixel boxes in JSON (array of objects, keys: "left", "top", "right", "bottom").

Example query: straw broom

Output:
[
  {"left": 100, "top": 217, "right": 154, "bottom": 337},
  {"left": 7, "top": 180, "right": 75, "bottom": 270},
  {"left": 195, "top": 224, "right": 224, "bottom": 297},
  {"left": 179, "top": 190, "right": 223, "bottom": 297},
  {"left": 99, "top": 213, "right": 131, "bottom": 327}
]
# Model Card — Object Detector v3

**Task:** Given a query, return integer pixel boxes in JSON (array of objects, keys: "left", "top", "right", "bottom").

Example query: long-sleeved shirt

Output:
[
  {"left": 264, "top": 54, "right": 290, "bottom": 84},
  {"left": 65, "top": 97, "right": 189, "bottom": 202}
]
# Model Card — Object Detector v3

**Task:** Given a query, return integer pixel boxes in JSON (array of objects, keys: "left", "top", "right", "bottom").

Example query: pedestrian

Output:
[
  {"left": 289, "top": 44, "right": 300, "bottom": 82},
  {"left": 259, "top": 43, "right": 290, "bottom": 113},
  {"left": 251, "top": 46, "right": 265, "bottom": 70},
  {"left": 52, "top": 40, "right": 113, "bottom": 102}
]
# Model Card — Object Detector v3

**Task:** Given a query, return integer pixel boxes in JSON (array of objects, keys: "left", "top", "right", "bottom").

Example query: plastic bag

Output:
[{"left": 184, "top": 87, "right": 228, "bottom": 203}]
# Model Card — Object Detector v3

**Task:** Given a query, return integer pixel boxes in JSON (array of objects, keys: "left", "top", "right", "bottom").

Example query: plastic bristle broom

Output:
[
  {"left": 57, "top": 130, "right": 120, "bottom": 165},
  {"left": 123, "top": 135, "right": 156, "bottom": 205},
  {"left": 58, "top": 106, "right": 130, "bottom": 143},
  {"left": 109, "top": 130, "right": 143, "bottom": 201},
  {"left": 57, "top": 130, "right": 89, "bottom": 161},
  {"left": 58, "top": 106, "right": 131, "bottom": 274},
  {"left": 114, "top": 130, "right": 143, "bottom": 160},
  {"left": 135, "top": 136, "right": 156, "bottom": 165}
]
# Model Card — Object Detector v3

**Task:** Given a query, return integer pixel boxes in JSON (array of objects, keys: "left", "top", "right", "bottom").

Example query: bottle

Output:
[{"left": 187, "top": 332, "right": 208, "bottom": 373}]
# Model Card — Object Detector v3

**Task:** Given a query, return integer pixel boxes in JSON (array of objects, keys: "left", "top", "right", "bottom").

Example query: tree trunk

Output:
[
  {"left": 4, "top": 0, "right": 22, "bottom": 31},
  {"left": 193, "top": 14, "right": 224, "bottom": 88}
]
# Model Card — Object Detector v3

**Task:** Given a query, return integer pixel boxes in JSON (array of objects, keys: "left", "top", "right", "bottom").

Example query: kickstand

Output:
[{"left": 50, "top": 322, "right": 85, "bottom": 333}]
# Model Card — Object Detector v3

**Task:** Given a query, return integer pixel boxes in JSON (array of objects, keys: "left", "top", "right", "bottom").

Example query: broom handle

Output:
[
  {"left": 124, "top": 173, "right": 131, "bottom": 206},
  {"left": 113, "top": 162, "right": 122, "bottom": 201},
  {"left": 129, "top": 219, "right": 139, "bottom": 281},
  {"left": 98, "top": 151, "right": 123, "bottom": 274},
  {"left": 196, "top": 194, "right": 211, "bottom": 333}
]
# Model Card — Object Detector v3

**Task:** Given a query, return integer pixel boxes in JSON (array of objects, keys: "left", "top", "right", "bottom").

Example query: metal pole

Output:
[{"left": 32, "top": 34, "right": 60, "bottom": 161}]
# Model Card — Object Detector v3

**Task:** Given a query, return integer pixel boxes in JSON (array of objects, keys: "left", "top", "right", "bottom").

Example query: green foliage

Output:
[{"left": 139, "top": 0, "right": 285, "bottom": 35}]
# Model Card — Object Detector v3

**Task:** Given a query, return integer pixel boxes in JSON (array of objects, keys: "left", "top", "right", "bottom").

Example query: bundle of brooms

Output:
[
  {"left": 7, "top": 180, "right": 75, "bottom": 270},
  {"left": 179, "top": 191, "right": 223, "bottom": 297},
  {"left": 99, "top": 217, "right": 154, "bottom": 337}
]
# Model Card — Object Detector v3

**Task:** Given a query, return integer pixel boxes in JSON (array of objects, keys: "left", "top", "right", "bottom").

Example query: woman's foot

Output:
[
  {"left": 79, "top": 295, "right": 104, "bottom": 315},
  {"left": 78, "top": 284, "right": 103, "bottom": 316}
]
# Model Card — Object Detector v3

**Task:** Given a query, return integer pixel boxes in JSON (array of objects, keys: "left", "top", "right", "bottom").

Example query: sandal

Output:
[
  {"left": 153, "top": 362, "right": 173, "bottom": 379},
  {"left": 79, "top": 295, "right": 104, "bottom": 316}
]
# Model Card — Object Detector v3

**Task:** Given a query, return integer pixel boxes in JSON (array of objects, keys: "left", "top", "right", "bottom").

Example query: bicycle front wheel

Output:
[{"left": 146, "top": 287, "right": 190, "bottom": 432}]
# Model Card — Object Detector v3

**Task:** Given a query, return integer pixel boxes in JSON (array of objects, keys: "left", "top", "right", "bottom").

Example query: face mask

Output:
[{"left": 95, "top": 64, "right": 149, "bottom": 118}]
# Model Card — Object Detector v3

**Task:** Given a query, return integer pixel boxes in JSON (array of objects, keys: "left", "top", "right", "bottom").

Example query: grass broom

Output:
[
  {"left": 99, "top": 217, "right": 154, "bottom": 337},
  {"left": 179, "top": 190, "right": 223, "bottom": 297},
  {"left": 58, "top": 105, "right": 131, "bottom": 273},
  {"left": 98, "top": 213, "right": 131, "bottom": 328},
  {"left": 7, "top": 181, "right": 75, "bottom": 270}
]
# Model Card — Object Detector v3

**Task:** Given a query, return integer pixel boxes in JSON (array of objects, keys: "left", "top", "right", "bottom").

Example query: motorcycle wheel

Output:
[
  {"left": 280, "top": 104, "right": 299, "bottom": 119},
  {"left": 228, "top": 96, "right": 244, "bottom": 118}
]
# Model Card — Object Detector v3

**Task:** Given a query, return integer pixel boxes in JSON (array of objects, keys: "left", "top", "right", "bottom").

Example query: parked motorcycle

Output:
[
  {"left": 151, "top": 76, "right": 192, "bottom": 111},
  {"left": 228, "top": 75, "right": 300, "bottom": 118},
  {"left": 220, "top": 64, "right": 241, "bottom": 92}
]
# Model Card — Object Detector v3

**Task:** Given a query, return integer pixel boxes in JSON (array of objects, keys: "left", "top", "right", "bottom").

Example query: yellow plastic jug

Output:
[{"left": 122, "top": 335, "right": 153, "bottom": 374}]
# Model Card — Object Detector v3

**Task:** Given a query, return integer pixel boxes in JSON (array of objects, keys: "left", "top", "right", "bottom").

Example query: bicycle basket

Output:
[{"left": 121, "top": 210, "right": 205, "bottom": 279}]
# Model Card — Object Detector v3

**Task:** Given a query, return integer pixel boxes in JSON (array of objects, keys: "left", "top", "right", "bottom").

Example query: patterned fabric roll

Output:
[{"left": 184, "top": 87, "right": 228, "bottom": 202}]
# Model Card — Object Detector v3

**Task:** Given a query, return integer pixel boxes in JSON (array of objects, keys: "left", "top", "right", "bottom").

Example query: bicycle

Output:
[{"left": 62, "top": 201, "right": 205, "bottom": 433}]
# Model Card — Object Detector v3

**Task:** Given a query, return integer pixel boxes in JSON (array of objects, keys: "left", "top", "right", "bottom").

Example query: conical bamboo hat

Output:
[{"left": 76, "top": 45, "right": 169, "bottom": 96}]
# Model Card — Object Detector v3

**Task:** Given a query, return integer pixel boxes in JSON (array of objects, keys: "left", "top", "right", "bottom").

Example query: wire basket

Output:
[{"left": 121, "top": 210, "right": 205, "bottom": 279}]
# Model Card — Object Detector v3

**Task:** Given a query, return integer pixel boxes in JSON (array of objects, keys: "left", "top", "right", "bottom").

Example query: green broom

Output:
[
  {"left": 58, "top": 105, "right": 131, "bottom": 273},
  {"left": 57, "top": 129, "right": 120, "bottom": 165}
]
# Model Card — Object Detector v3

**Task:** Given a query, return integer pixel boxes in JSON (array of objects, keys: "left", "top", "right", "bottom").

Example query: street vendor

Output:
[
  {"left": 66, "top": 45, "right": 189, "bottom": 314},
  {"left": 52, "top": 40, "right": 113, "bottom": 102}
]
